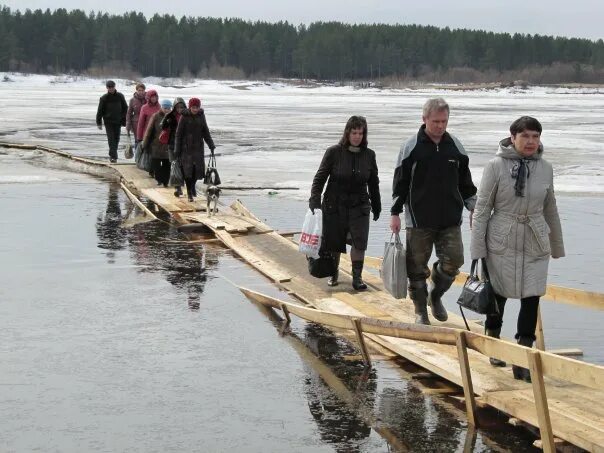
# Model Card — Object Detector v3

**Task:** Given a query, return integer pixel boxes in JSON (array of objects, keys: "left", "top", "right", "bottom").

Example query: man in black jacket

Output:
[
  {"left": 96, "top": 80, "right": 128, "bottom": 163},
  {"left": 390, "top": 98, "right": 476, "bottom": 324}
]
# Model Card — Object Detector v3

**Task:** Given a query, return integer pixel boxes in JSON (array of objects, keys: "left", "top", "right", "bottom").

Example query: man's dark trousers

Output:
[{"left": 105, "top": 123, "right": 121, "bottom": 160}]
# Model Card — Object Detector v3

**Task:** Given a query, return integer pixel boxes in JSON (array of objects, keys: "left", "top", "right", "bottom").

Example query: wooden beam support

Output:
[
  {"left": 456, "top": 331, "right": 478, "bottom": 427},
  {"left": 351, "top": 318, "right": 372, "bottom": 368},
  {"left": 535, "top": 306, "right": 546, "bottom": 351},
  {"left": 528, "top": 351, "right": 555, "bottom": 453},
  {"left": 120, "top": 182, "right": 158, "bottom": 220},
  {"left": 280, "top": 303, "right": 291, "bottom": 326}
]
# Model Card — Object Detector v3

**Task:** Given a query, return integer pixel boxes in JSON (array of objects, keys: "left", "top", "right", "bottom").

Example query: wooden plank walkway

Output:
[
  {"left": 3, "top": 143, "right": 603, "bottom": 453},
  {"left": 107, "top": 163, "right": 604, "bottom": 452}
]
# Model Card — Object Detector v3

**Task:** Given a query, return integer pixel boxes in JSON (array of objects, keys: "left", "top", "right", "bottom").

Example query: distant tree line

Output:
[{"left": 1, "top": 6, "right": 604, "bottom": 83}]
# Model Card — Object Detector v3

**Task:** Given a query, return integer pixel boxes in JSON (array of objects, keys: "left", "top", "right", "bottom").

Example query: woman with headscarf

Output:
[
  {"left": 309, "top": 115, "right": 381, "bottom": 290},
  {"left": 174, "top": 98, "right": 216, "bottom": 202},
  {"left": 126, "top": 82, "right": 146, "bottom": 146},
  {"left": 142, "top": 99, "right": 173, "bottom": 187},
  {"left": 470, "top": 116, "right": 565, "bottom": 382},
  {"left": 137, "top": 89, "right": 160, "bottom": 177}
]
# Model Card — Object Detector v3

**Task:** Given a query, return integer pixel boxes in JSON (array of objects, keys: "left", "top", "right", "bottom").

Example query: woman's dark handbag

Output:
[
  {"left": 456, "top": 258, "right": 498, "bottom": 330},
  {"left": 203, "top": 152, "right": 221, "bottom": 185},
  {"left": 307, "top": 251, "right": 337, "bottom": 278}
]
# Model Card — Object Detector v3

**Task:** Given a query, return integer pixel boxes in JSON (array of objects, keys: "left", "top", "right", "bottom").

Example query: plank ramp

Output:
[{"left": 110, "top": 162, "right": 604, "bottom": 452}]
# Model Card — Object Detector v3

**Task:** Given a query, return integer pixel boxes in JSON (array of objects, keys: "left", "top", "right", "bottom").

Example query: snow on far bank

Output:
[{"left": 2, "top": 72, "right": 604, "bottom": 96}]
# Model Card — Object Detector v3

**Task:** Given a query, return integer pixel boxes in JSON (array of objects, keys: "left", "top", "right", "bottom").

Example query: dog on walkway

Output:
[{"left": 206, "top": 185, "right": 221, "bottom": 216}]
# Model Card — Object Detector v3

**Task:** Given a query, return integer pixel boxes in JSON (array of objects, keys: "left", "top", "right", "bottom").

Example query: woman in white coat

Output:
[{"left": 470, "top": 116, "right": 564, "bottom": 382}]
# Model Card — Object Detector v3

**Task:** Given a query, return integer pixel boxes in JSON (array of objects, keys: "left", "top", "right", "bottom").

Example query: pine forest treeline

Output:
[{"left": 2, "top": 6, "right": 604, "bottom": 83}]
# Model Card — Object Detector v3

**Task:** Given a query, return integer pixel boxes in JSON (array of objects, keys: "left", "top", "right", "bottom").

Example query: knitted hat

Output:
[
  {"left": 161, "top": 99, "right": 173, "bottom": 109},
  {"left": 188, "top": 98, "right": 201, "bottom": 108},
  {"left": 106, "top": 80, "right": 116, "bottom": 88}
]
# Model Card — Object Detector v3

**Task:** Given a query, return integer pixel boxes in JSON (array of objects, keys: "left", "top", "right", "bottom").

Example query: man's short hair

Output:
[
  {"left": 135, "top": 82, "right": 146, "bottom": 90},
  {"left": 509, "top": 116, "right": 542, "bottom": 136},
  {"left": 423, "top": 98, "right": 449, "bottom": 118}
]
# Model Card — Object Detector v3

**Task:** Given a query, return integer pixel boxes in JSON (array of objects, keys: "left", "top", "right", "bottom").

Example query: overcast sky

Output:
[{"left": 2, "top": 0, "right": 602, "bottom": 41}]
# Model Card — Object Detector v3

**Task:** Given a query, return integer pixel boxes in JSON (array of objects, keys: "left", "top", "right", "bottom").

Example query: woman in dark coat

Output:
[
  {"left": 160, "top": 97, "right": 186, "bottom": 197},
  {"left": 174, "top": 97, "right": 216, "bottom": 202},
  {"left": 309, "top": 116, "right": 381, "bottom": 290}
]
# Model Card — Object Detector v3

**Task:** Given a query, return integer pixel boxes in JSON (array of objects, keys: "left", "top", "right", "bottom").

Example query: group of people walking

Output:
[
  {"left": 310, "top": 98, "right": 564, "bottom": 382},
  {"left": 96, "top": 80, "right": 216, "bottom": 202},
  {"left": 97, "top": 82, "right": 565, "bottom": 382}
]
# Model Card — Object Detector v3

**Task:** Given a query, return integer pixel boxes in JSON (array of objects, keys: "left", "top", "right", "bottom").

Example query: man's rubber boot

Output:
[
  {"left": 409, "top": 280, "right": 430, "bottom": 325},
  {"left": 327, "top": 253, "right": 340, "bottom": 287},
  {"left": 351, "top": 261, "right": 367, "bottom": 291},
  {"left": 512, "top": 336, "right": 534, "bottom": 382},
  {"left": 486, "top": 327, "right": 507, "bottom": 367},
  {"left": 427, "top": 262, "right": 454, "bottom": 322}
]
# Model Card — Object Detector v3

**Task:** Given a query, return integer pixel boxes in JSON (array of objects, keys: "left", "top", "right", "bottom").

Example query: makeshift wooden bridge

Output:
[{"left": 4, "top": 142, "right": 604, "bottom": 453}]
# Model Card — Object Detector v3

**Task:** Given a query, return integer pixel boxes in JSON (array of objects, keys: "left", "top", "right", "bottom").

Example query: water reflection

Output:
[
  {"left": 95, "top": 183, "right": 217, "bottom": 310},
  {"left": 95, "top": 184, "right": 128, "bottom": 262},
  {"left": 303, "top": 323, "right": 376, "bottom": 452},
  {"left": 251, "top": 303, "right": 482, "bottom": 452}
]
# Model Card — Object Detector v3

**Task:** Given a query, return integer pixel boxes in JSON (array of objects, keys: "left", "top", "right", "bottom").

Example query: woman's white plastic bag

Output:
[
  {"left": 299, "top": 209, "right": 322, "bottom": 259},
  {"left": 381, "top": 232, "right": 407, "bottom": 299}
]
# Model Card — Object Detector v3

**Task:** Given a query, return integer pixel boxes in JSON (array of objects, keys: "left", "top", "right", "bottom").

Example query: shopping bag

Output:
[
  {"left": 135, "top": 142, "right": 144, "bottom": 168},
  {"left": 159, "top": 128, "right": 170, "bottom": 145},
  {"left": 299, "top": 209, "right": 322, "bottom": 259},
  {"left": 140, "top": 148, "right": 152, "bottom": 172},
  {"left": 124, "top": 133, "right": 134, "bottom": 159},
  {"left": 203, "top": 153, "right": 221, "bottom": 185},
  {"left": 380, "top": 232, "right": 407, "bottom": 299},
  {"left": 169, "top": 160, "right": 184, "bottom": 187},
  {"left": 456, "top": 258, "right": 497, "bottom": 329}
]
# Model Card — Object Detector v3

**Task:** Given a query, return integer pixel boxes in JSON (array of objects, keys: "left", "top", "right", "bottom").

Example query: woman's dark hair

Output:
[
  {"left": 510, "top": 116, "right": 542, "bottom": 136},
  {"left": 339, "top": 115, "right": 368, "bottom": 148}
]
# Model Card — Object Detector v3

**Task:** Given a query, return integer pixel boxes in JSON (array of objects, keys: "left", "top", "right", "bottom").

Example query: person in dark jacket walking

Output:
[
  {"left": 390, "top": 98, "right": 477, "bottom": 324},
  {"left": 126, "top": 82, "right": 146, "bottom": 146},
  {"left": 309, "top": 116, "right": 381, "bottom": 290},
  {"left": 174, "top": 98, "right": 216, "bottom": 202},
  {"left": 96, "top": 80, "right": 128, "bottom": 163},
  {"left": 142, "top": 99, "right": 173, "bottom": 187},
  {"left": 160, "top": 97, "right": 186, "bottom": 197}
]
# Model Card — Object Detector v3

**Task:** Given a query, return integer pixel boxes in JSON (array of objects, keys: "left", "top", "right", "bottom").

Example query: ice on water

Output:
[{"left": 0, "top": 72, "right": 602, "bottom": 197}]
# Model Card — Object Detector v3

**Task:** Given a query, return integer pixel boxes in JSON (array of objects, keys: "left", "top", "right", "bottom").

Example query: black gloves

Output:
[
  {"left": 373, "top": 211, "right": 380, "bottom": 221},
  {"left": 309, "top": 198, "right": 321, "bottom": 214}
]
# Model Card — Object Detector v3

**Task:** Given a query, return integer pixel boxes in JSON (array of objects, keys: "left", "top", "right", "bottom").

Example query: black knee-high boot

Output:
[
  {"left": 351, "top": 261, "right": 367, "bottom": 291},
  {"left": 327, "top": 253, "right": 340, "bottom": 287}
]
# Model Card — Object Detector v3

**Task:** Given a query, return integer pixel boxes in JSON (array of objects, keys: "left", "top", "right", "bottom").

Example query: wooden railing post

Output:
[
  {"left": 456, "top": 331, "right": 478, "bottom": 427},
  {"left": 351, "top": 318, "right": 372, "bottom": 368},
  {"left": 535, "top": 306, "right": 546, "bottom": 351},
  {"left": 528, "top": 351, "right": 555, "bottom": 453},
  {"left": 280, "top": 303, "right": 292, "bottom": 326}
]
